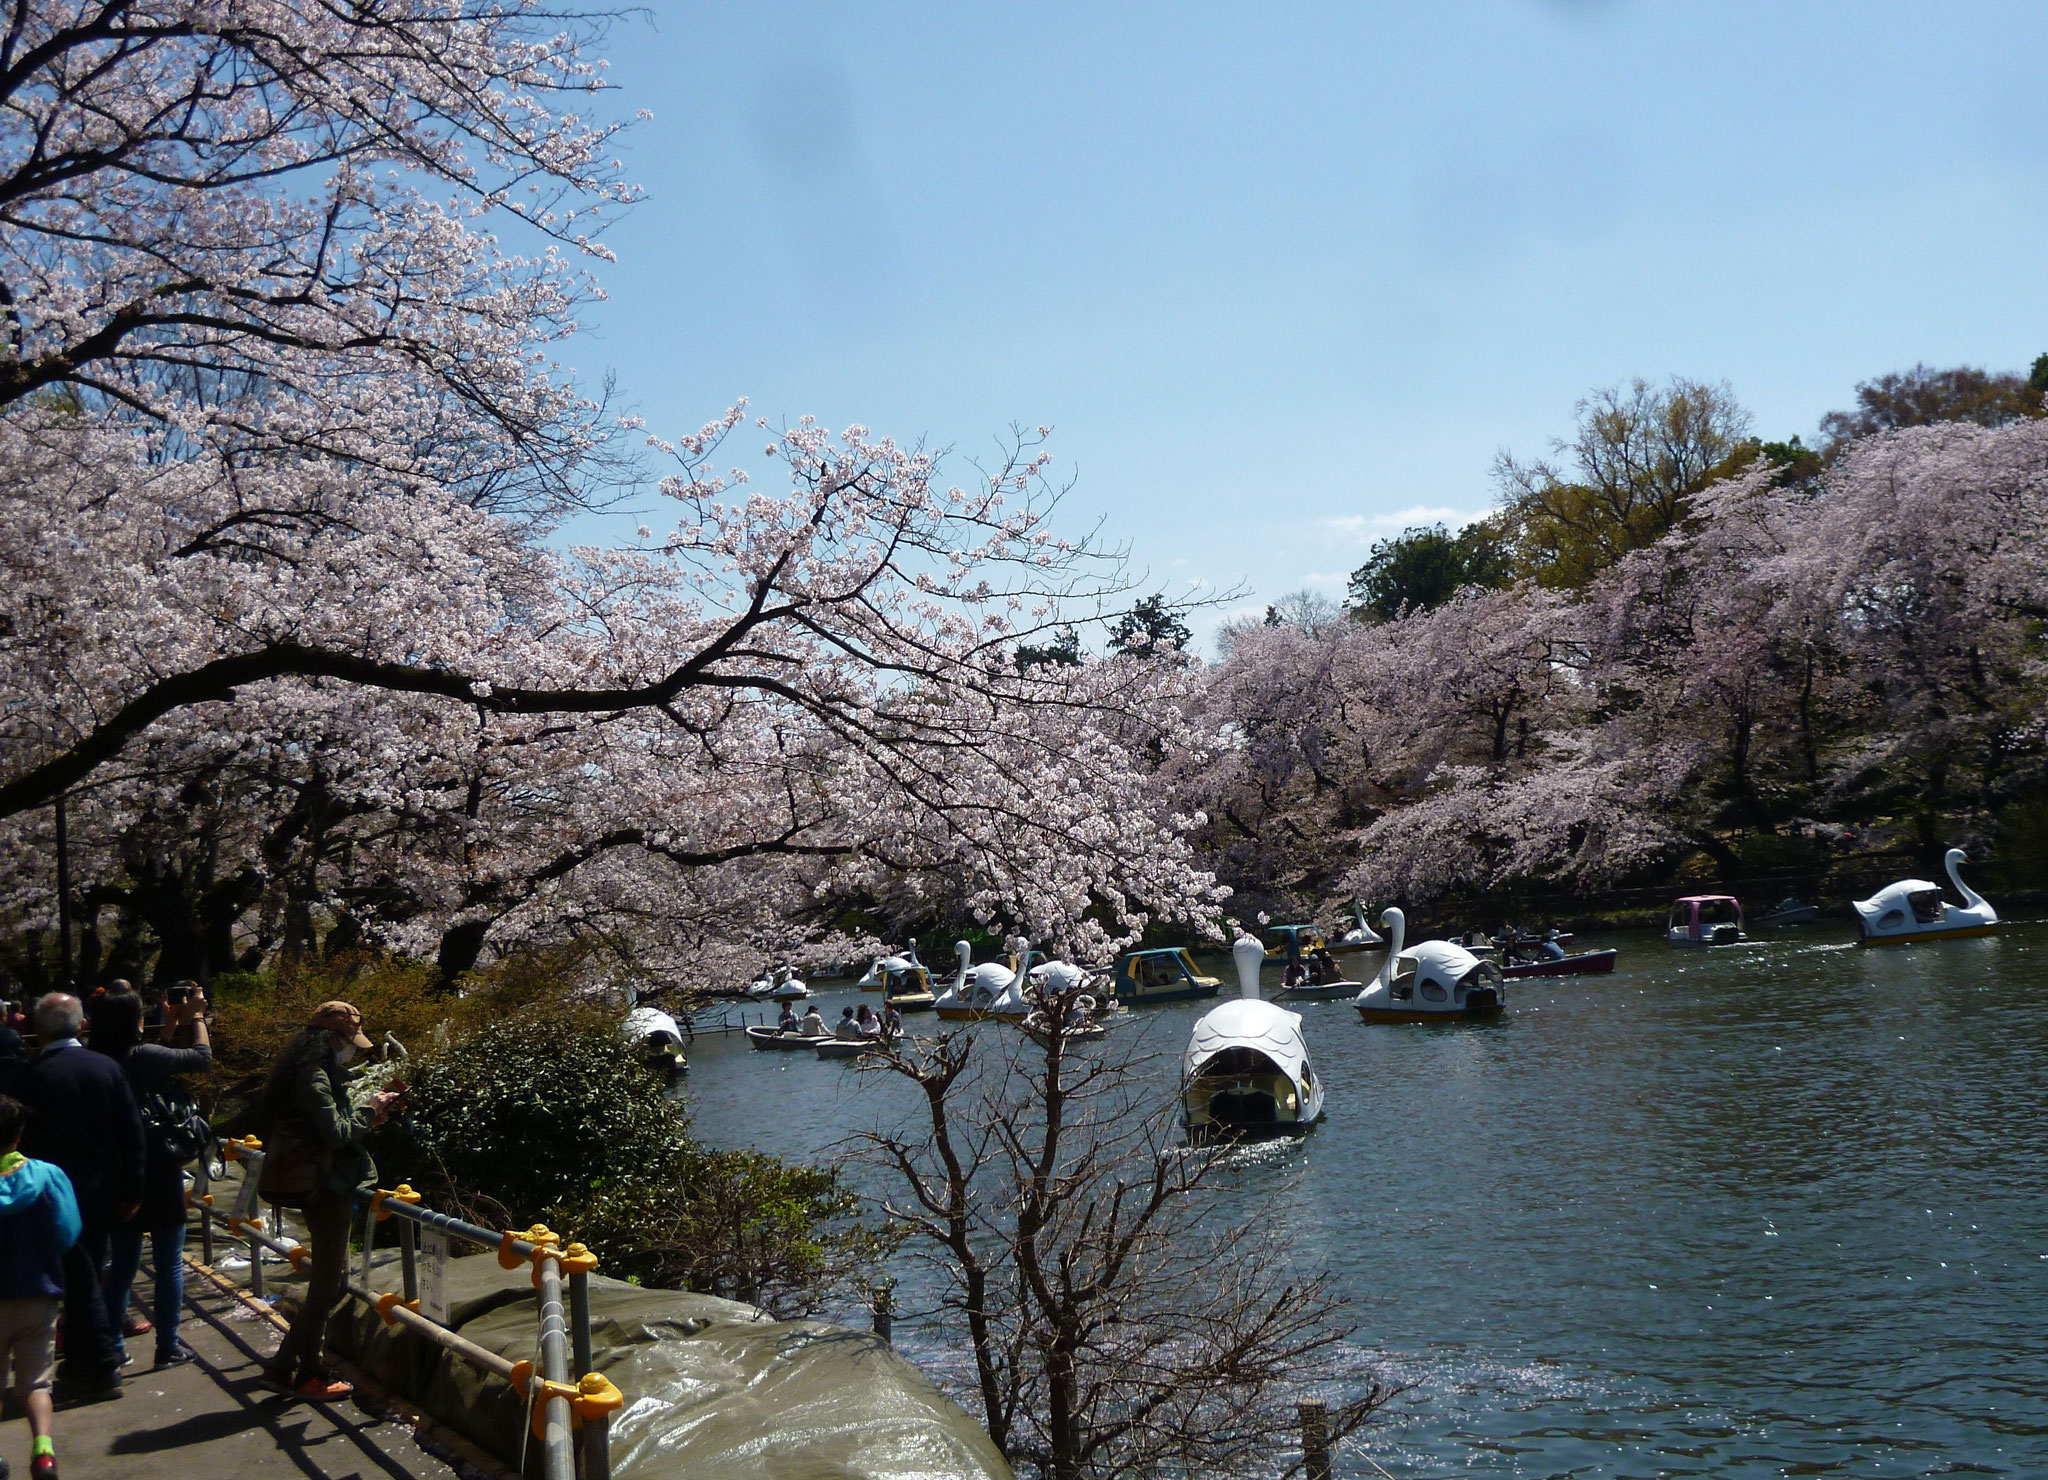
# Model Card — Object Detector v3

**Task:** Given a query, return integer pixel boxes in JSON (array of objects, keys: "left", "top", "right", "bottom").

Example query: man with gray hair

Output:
[{"left": 13, "top": 993, "right": 143, "bottom": 1400}]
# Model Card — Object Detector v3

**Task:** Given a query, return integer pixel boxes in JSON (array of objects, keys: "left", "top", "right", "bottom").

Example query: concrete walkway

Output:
[{"left": 37, "top": 1265, "right": 465, "bottom": 1480}]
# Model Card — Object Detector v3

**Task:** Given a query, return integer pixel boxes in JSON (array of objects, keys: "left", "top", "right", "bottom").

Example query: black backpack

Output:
[{"left": 137, "top": 1085, "right": 212, "bottom": 1165}]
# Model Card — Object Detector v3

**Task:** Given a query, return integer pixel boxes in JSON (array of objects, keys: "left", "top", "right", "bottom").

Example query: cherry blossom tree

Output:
[
  {"left": 0, "top": 7, "right": 1230, "bottom": 981},
  {"left": 0, "top": 402, "right": 1226, "bottom": 985},
  {"left": 1185, "top": 416, "right": 2048, "bottom": 915},
  {"left": 0, "top": 0, "right": 632, "bottom": 508}
]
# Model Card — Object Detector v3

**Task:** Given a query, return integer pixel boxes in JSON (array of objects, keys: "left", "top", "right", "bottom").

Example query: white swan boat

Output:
[
  {"left": 747, "top": 964, "right": 810, "bottom": 1000},
  {"left": 1328, "top": 897, "right": 1384, "bottom": 954},
  {"left": 622, "top": 1006, "right": 688, "bottom": 1070},
  {"left": 1353, "top": 908, "right": 1505, "bottom": 1023},
  {"left": 1853, "top": 849, "right": 1999, "bottom": 946},
  {"left": 933, "top": 939, "right": 1034, "bottom": 1022},
  {"left": 1181, "top": 934, "right": 1325, "bottom": 1142}
]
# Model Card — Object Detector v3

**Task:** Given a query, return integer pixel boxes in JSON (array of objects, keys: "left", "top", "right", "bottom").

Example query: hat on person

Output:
[{"left": 309, "top": 1000, "right": 374, "bottom": 1050}]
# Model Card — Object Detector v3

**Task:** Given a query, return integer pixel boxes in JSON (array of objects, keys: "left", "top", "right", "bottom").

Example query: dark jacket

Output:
[
  {"left": 267, "top": 1035, "right": 377, "bottom": 1201},
  {"left": 121, "top": 1040, "right": 213, "bottom": 1229},
  {"left": 14, "top": 1043, "right": 145, "bottom": 1220},
  {"left": 0, "top": 1153, "right": 81, "bottom": 1300}
]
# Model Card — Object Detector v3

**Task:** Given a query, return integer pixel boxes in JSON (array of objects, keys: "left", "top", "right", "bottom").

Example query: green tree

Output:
[
  {"left": 1015, "top": 624, "right": 1082, "bottom": 671},
  {"left": 1346, "top": 522, "right": 1513, "bottom": 622},
  {"left": 1495, "top": 376, "right": 1754, "bottom": 589},
  {"left": 1108, "top": 594, "right": 1192, "bottom": 658},
  {"left": 1758, "top": 435, "right": 1824, "bottom": 490}
]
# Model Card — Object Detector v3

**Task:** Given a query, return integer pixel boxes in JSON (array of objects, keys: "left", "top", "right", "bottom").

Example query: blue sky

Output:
[{"left": 573, "top": 2, "right": 2048, "bottom": 649}]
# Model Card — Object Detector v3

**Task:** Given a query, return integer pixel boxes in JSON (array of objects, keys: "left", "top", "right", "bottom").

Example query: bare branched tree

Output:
[{"left": 861, "top": 995, "right": 1392, "bottom": 1480}]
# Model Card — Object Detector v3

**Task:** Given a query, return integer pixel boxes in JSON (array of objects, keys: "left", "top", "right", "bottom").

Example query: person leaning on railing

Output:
[{"left": 253, "top": 1002, "right": 403, "bottom": 1402}]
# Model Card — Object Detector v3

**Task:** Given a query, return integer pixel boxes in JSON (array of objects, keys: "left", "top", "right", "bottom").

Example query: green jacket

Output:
[{"left": 285, "top": 1048, "right": 378, "bottom": 1199}]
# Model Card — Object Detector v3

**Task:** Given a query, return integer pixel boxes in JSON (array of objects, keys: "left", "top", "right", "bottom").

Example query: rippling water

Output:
[{"left": 683, "top": 920, "right": 2048, "bottom": 1477}]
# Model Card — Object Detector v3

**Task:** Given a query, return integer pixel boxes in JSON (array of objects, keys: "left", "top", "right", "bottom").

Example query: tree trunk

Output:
[
  {"left": 435, "top": 919, "right": 492, "bottom": 991},
  {"left": 1048, "top": 1341, "right": 1082, "bottom": 1480},
  {"left": 1797, "top": 653, "right": 1818, "bottom": 783}
]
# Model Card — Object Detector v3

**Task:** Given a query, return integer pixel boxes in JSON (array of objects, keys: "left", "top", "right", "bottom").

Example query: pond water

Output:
[{"left": 681, "top": 920, "right": 2048, "bottom": 1478}]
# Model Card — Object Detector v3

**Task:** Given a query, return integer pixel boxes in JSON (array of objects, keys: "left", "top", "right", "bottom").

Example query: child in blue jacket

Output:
[{"left": 0, "top": 1094, "right": 80, "bottom": 1480}]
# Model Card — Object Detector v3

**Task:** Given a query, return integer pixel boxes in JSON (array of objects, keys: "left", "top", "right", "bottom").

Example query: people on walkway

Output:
[
  {"left": 254, "top": 1001, "right": 401, "bottom": 1403},
  {"left": 11, "top": 994, "right": 143, "bottom": 1400},
  {"left": 89, "top": 986, "right": 212, "bottom": 1369},
  {"left": 0, "top": 1094, "right": 80, "bottom": 1480},
  {"left": 0, "top": 1015, "right": 22, "bottom": 1099}
]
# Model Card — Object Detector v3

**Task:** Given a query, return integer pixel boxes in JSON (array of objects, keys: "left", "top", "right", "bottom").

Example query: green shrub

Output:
[
  {"left": 376, "top": 1011, "right": 686, "bottom": 1220},
  {"left": 376, "top": 1009, "right": 879, "bottom": 1314}
]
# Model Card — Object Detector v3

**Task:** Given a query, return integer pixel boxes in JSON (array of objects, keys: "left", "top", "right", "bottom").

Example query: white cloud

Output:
[{"left": 1319, "top": 504, "right": 1491, "bottom": 544}]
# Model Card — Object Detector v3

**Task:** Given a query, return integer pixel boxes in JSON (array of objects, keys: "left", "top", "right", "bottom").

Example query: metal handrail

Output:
[{"left": 191, "top": 1136, "right": 622, "bottom": 1480}]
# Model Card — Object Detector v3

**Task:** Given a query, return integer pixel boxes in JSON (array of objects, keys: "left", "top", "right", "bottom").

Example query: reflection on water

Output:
[{"left": 683, "top": 921, "right": 2048, "bottom": 1477}]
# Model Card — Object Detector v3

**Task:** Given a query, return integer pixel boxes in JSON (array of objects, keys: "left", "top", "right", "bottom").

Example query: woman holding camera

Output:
[
  {"left": 255, "top": 1001, "right": 401, "bottom": 1401},
  {"left": 88, "top": 984, "right": 211, "bottom": 1367}
]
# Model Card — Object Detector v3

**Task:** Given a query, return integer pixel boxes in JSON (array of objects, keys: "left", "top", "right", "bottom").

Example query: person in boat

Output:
[
  {"left": 1307, "top": 946, "right": 1341, "bottom": 985},
  {"left": 1538, "top": 930, "right": 1567, "bottom": 962},
  {"left": 881, "top": 1005, "right": 903, "bottom": 1039},
  {"left": 1281, "top": 959, "right": 1308, "bottom": 992},
  {"left": 834, "top": 1006, "right": 862, "bottom": 1040},
  {"left": 854, "top": 1004, "right": 883, "bottom": 1040},
  {"left": 799, "top": 1004, "right": 827, "bottom": 1037},
  {"left": 777, "top": 1002, "right": 799, "bottom": 1034}
]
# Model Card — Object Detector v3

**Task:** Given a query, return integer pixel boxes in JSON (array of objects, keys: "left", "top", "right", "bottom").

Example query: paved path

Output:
[{"left": 33, "top": 1264, "right": 463, "bottom": 1480}]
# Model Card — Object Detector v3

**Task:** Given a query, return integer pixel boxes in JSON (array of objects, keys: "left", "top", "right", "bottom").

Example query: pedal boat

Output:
[
  {"left": 623, "top": 1007, "right": 689, "bottom": 1071},
  {"left": 1853, "top": 849, "right": 1998, "bottom": 946},
  {"left": 876, "top": 956, "right": 937, "bottom": 1011},
  {"left": 1109, "top": 947, "right": 1221, "bottom": 1006},
  {"left": 1668, "top": 895, "right": 1746, "bottom": 947},
  {"left": 1182, "top": 935, "right": 1325, "bottom": 1144},
  {"left": 933, "top": 938, "right": 1034, "bottom": 1021},
  {"left": 747, "top": 965, "right": 810, "bottom": 1000},
  {"left": 1326, "top": 897, "right": 1384, "bottom": 955},
  {"left": 1354, "top": 909, "right": 1505, "bottom": 1022},
  {"left": 860, "top": 938, "right": 926, "bottom": 991}
]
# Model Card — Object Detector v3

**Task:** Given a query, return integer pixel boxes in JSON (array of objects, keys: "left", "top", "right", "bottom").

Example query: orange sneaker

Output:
[{"left": 294, "top": 1377, "right": 355, "bottom": 1402}]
